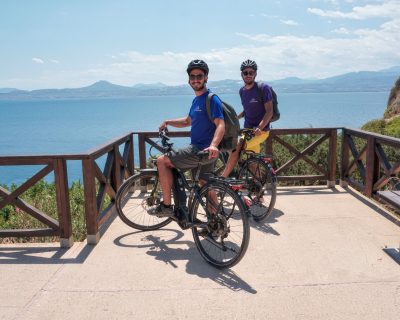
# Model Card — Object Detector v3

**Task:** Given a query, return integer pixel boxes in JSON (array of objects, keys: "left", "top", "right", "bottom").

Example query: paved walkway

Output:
[{"left": 1, "top": 186, "right": 400, "bottom": 320}]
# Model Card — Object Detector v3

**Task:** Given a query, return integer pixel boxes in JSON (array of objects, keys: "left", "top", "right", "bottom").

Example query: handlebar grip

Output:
[{"left": 196, "top": 150, "right": 210, "bottom": 159}]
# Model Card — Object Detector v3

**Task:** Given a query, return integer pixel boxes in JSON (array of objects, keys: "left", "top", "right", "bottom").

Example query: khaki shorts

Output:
[
  {"left": 244, "top": 131, "right": 270, "bottom": 154},
  {"left": 167, "top": 145, "right": 216, "bottom": 178}
]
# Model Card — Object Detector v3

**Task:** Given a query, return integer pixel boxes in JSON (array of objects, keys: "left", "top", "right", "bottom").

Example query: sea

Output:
[{"left": 0, "top": 91, "right": 389, "bottom": 186}]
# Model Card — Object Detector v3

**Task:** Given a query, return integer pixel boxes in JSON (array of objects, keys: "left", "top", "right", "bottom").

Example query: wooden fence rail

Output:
[
  {"left": 0, "top": 156, "right": 76, "bottom": 247},
  {"left": 1, "top": 128, "right": 399, "bottom": 246},
  {"left": 341, "top": 128, "right": 400, "bottom": 209}
]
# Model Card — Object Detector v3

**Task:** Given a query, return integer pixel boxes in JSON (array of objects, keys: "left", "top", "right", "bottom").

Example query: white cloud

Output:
[
  {"left": 280, "top": 19, "right": 299, "bottom": 26},
  {"left": 332, "top": 27, "right": 350, "bottom": 34},
  {"left": 50, "top": 59, "right": 59, "bottom": 64},
  {"left": 32, "top": 57, "right": 44, "bottom": 64},
  {"left": 308, "top": 1, "right": 400, "bottom": 20},
  {"left": 235, "top": 32, "right": 271, "bottom": 42}
]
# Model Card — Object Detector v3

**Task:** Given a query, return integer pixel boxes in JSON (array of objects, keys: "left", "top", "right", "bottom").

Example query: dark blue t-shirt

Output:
[
  {"left": 240, "top": 83, "right": 272, "bottom": 131},
  {"left": 189, "top": 90, "right": 224, "bottom": 149}
]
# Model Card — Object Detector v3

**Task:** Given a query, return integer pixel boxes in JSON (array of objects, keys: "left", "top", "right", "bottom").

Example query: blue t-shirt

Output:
[
  {"left": 240, "top": 82, "right": 272, "bottom": 131},
  {"left": 189, "top": 90, "right": 224, "bottom": 149}
]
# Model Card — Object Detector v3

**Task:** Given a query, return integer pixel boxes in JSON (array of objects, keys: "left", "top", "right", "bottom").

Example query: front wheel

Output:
[
  {"left": 191, "top": 182, "right": 250, "bottom": 268},
  {"left": 115, "top": 171, "right": 173, "bottom": 231},
  {"left": 238, "top": 158, "right": 277, "bottom": 222}
]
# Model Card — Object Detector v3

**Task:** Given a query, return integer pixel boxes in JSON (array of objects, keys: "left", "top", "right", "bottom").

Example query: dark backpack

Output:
[
  {"left": 205, "top": 93, "right": 240, "bottom": 151},
  {"left": 239, "top": 82, "right": 280, "bottom": 122}
]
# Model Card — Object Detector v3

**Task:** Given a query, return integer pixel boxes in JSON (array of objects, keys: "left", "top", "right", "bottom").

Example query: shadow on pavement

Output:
[
  {"left": 277, "top": 186, "right": 345, "bottom": 195},
  {"left": 249, "top": 208, "right": 284, "bottom": 236},
  {"left": 0, "top": 243, "right": 95, "bottom": 264},
  {"left": 114, "top": 229, "right": 257, "bottom": 294}
]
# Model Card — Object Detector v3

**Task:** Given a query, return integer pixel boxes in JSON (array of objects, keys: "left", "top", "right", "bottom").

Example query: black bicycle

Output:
[
  {"left": 115, "top": 129, "right": 250, "bottom": 268},
  {"left": 214, "top": 128, "right": 277, "bottom": 222}
]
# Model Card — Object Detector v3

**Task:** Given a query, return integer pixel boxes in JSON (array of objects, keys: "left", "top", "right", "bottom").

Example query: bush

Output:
[
  {"left": 384, "top": 117, "right": 400, "bottom": 138},
  {"left": 361, "top": 119, "right": 386, "bottom": 135},
  {"left": 0, "top": 180, "right": 87, "bottom": 243}
]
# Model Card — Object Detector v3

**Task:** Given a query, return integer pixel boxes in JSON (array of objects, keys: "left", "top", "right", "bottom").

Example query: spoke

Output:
[{"left": 201, "top": 235, "right": 239, "bottom": 254}]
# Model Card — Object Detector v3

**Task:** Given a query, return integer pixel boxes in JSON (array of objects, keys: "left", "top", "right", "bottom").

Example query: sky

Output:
[{"left": 0, "top": 0, "right": 399, "bottom": 90}]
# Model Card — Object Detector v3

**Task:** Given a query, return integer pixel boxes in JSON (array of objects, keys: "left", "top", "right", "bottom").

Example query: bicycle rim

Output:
[
  {"left": 239, "top": 158, "right": 277, "bottom": 221},
  {"left": 115, "top": 171, "right": 173, "bottom": 231},
  {"left": 191, "top": 183, "right": 250, "bottom": 268}
]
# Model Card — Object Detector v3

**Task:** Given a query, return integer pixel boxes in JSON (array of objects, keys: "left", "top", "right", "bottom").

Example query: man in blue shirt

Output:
[{"left": 148, "top": 59, "right": 225, "bottom": 217}]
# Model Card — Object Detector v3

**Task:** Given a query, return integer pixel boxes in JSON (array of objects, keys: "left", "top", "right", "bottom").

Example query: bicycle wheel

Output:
[
  {"left": 115, "top": 171, "right": 173, "bottom": 231},
  {"left": 191, "top": 182, "right": 250, "bottom": 268},
  {"left": 238, "top": 158, "right": 277, "bottom": 222}
]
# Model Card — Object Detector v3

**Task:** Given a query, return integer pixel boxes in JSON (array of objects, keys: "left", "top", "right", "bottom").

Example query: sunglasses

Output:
[
  {"left": 189, "top": 73, "right": 205, "bottom": 81},
  {"left": 242, "top": 71, "right": 255, "bottom": 76}
]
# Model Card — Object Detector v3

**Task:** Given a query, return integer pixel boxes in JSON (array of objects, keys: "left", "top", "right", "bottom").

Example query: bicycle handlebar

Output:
[
  {"left": 240, "top": 128, "right": 256, "bottom": 141},
  {"left": 158, "top": 129, "right": 210, "bottom": 158}
]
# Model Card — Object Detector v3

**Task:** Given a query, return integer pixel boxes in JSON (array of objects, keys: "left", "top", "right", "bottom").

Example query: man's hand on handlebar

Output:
[
  {"left": 203, "top": 145, "right": 219, "bottom": 159},
  {"left": 253, "top": 127, "right": 262, "bottom": 136},
  {"left": 159, "top": 121, "right": 168, "bottom": 131}
]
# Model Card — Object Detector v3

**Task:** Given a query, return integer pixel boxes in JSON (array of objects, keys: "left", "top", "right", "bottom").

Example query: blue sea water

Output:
[{"left": 0, "top": 91, "right": 388, "bottom": 186}]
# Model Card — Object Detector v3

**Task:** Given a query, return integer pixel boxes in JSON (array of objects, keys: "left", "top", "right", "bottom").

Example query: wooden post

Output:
[
  {"left": 340, "top": 129, "right": 349, "bottom": 188},
  {"left": 327, "top": 129, "right": 337, "bottom": 188},
  {"left": 139, "top": 133, "right": 146, "bottom": 169},
  {"left": 265, "top": 129, "right": 273, "bottom": 156},
  {"left": 113, "top": 144, "right": 121, "bottom": 191},
  {"left": 82, "top": 158, "right": 99, "bottom": 244},
  {"left": 54, "top": 158, "right": 73, "bottom": 247},
  {"left": 128, "top": 133, "right": 134, "bottom": 175},
  {"left": 365, "top": 136, "right": 377, "bottom": 197}
]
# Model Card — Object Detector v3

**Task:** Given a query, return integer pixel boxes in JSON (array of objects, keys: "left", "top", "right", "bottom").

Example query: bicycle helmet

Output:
[
  {"left": 187, "top": 59, "right": 209, "bottom": 75},
  {"left": 240, "top": 59, "right": 257, "bottom": 71}
]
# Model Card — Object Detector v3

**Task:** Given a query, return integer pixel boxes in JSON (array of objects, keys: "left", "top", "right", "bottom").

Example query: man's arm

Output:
[
  {"left": 159, "top": 116, "right": 191, "bottom": 130},
  {"left": 237, "top": 111, "right": 244, "bottom": 119},
  {"left": 204, "top": 118, "right": 225, "bottom": 159},
  {"left": 254, "top": 101, "right": 273, "bottom": 135}
]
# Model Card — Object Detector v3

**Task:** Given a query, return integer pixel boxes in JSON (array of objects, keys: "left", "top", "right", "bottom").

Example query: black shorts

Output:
[{"left": 167, "top": 145, "right": 216, "bottom": 179}]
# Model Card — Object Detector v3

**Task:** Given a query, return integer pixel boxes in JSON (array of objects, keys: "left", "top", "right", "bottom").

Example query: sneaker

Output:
[{"left": 147, "top": 202, "right": 174, "bottom": 218}]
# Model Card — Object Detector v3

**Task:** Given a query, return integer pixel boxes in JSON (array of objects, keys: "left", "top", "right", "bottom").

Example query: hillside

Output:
[{"left": 361, "top": 76, "right": 400, "bottom": 138}]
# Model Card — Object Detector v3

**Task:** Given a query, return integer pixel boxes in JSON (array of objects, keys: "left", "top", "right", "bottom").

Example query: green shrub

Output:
[
  {"left": 361, "top": 119, "right": 386, "bottom": 135},
  {"left": 0, "top": 180, "right": 88, "bottom": 243},
  {"left": 384, "top": 117, "right": 400, "bottom": 138}
]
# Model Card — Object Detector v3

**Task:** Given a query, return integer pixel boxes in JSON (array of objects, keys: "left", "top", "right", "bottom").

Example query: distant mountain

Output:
[
  {"left": 269, "top": 67, "right": 399, "bottom": 93},
  {"left": 132, "top": 82, "right": 167, "bottom": 89},
  {"left": 0, "top": 67, "right": 398, "bottom": 100},
  {"left": 0, "top": 88, "right": 19, "bottom": 94}
]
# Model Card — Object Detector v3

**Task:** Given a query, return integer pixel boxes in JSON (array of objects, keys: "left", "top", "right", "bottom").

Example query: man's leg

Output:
[
  {"left": 221, "top": 140, "right": 243, "bottom": 178},
  {"left": 147, "top": 155, "right": 175, "bottom": 217},
  {"left": 156, "top": 155, "right": 174, "bottom": 205}
]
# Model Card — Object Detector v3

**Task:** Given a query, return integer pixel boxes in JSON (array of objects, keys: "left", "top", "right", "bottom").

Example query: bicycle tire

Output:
[
  {"left": 191, "top": 182, "right": 250, "bottom": 268},
  {"left": 115, "top": 171, "right": 173, "bottom": 231},
  {"left": 238, "top": 158, "right": 277, "bottom": 222}
]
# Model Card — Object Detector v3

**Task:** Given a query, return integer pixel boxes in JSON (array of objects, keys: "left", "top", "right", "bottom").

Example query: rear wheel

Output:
[
  {"left": 191, "top": 182, "right": 250, "bottom": 268},
  {"left": 115, "top": 171, "right": 173, "bottom": 230},
  {"left": 238, "top": 158, "right": 277, "bottom": 221}
]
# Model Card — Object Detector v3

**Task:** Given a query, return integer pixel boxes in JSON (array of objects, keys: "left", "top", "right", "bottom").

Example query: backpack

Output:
[
  {"left": 205, "top": 93, "right": 240, "bottom": 151},
  {"left": 239, "top": 82, "right": 280, "bottom": 122}
]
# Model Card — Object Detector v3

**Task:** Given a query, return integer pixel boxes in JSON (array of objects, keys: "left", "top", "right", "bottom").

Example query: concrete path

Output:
[{"left": 1, "top": 186, "right": 400, "bottom": 320}]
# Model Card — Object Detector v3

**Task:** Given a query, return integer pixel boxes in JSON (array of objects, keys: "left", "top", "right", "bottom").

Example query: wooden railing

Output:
[
  {"left": 341, "top": 128, "right": 400, "bottom": 208},
  {"left": 266, "top": 128, "right": 338, "bottom": 186},
  {"left": 0, "top": 155, "right": 77, "bottom": 247},
  {"left": 82, "top": 133, "right": 134, "bottom": 244},
  {"left": 0, "top": 133, "right": 134, "bottom": 246},
  {"left": 1, "top": 127, "right": 399, "bottom": 246}
]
